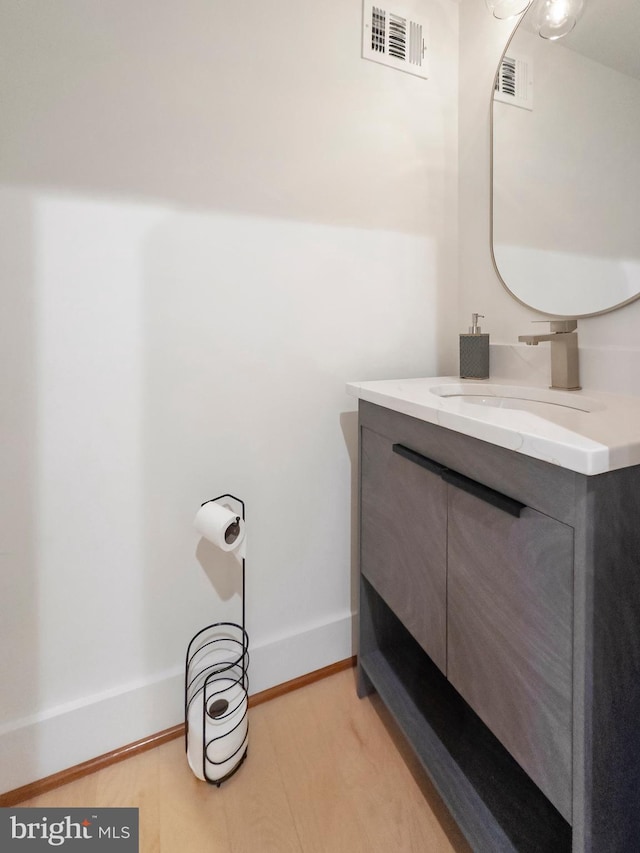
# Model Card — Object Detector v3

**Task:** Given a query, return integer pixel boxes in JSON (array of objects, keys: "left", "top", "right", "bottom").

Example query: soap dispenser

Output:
[{"left": 459, "top": 313, "right": 490, "bottom": 379}]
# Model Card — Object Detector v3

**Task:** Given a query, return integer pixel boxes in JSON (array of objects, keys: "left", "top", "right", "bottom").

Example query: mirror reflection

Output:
[{"left": 491, "top": 0, "right": 640, "bottom": 317}]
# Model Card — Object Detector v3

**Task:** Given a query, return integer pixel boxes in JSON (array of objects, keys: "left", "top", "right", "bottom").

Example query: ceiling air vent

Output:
[
  {"left": 362, "top": 1, "right": 428, "bottom": 80},
  {"left": 494, "top": 52, "right": 533, "bottom": 111}
]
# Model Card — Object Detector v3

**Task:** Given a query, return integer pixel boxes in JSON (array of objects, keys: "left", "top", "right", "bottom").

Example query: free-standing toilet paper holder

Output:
[{"left": 185, "top": 494, "right": 249, "bottom": 786}]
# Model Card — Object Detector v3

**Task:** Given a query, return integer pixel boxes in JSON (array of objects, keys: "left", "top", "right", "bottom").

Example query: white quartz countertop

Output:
[{"left": 346, "top": 376, "right": 640, "bottom": 476}]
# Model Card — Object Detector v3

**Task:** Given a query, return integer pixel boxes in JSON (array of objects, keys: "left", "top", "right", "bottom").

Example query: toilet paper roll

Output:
[
  {"left": 187, "top": 674, "right": 249, "bottom": 782},
  {"left": 194, "top": 501, "right": 246, "bottom": 553}
]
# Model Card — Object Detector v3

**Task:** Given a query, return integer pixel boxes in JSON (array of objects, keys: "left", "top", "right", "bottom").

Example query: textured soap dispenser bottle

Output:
[{"left": 459, "top": 313, "right": 490, "bottom": 379}]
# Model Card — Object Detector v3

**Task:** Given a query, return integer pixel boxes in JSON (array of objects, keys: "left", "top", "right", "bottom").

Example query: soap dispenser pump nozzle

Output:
[{"left": 469, "top": 313, "right": 484, "bottom": 334}]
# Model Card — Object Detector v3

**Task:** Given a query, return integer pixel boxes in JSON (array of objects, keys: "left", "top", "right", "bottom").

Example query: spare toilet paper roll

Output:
[
  {"left": 187, "top": 676, "right": 249, "bottom": 782},
  {"left": 194, "top": 501, "right": 245, "bottom": 552}
]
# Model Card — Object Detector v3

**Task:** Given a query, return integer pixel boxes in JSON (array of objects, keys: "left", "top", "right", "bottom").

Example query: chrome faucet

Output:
[{"left": 518, "top": 320, "right": 581, "bottom": 391}]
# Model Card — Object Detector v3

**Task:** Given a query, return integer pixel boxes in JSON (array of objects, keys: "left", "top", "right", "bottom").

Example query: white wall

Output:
[
  {"left": 459, "top": 0, "right": 640, "bottom": 394},
  {"left": 0, "top": 0, "right": 459, "bottom": 791}
]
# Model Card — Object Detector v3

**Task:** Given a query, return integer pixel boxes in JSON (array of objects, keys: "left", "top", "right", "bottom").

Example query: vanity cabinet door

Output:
[
  {"left": 447, "top": 486, "right": 574, "bottom": 822},
  {"left": 360, "top": 427, "right": 447, "bottom": 673}
]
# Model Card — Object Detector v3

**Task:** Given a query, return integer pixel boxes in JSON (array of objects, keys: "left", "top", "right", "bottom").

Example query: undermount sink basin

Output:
[{"left": 430, "top": 384, "right": 606, "bottom": 415}]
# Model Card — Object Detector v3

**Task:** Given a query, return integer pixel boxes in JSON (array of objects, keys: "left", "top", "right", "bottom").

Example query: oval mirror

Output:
[{"left": 491, "top": 0, "right": 640, "bottom": 317}]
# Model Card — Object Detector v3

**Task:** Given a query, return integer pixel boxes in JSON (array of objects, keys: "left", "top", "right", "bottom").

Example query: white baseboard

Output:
[{"left": 0, "top": 612, "right": 354, "bottom": 794}]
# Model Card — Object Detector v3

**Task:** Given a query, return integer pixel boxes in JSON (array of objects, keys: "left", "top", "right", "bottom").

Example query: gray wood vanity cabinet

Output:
[{"left": 356, "top": 400, "right": 640, "bottom": 853}]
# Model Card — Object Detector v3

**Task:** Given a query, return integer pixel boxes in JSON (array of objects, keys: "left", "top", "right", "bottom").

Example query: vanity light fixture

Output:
[
  {"left": 485, "top": 0, "right": 534, "bottom": 19},
  {"left": 533, "top": 0, "right": 585, "bottom": 39}
]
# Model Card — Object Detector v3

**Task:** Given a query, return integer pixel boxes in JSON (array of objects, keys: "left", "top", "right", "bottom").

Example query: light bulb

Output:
[
  {"left": 548, "top": 0, "right": 570, "bottom": 22},
  {"left": 485, "top": 0, "right": 533, "bottom": 20},
  {"left": 534, "top": 0, "right": 585, "bottom": 40}
]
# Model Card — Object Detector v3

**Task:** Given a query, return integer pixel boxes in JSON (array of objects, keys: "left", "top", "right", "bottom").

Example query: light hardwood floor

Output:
[{"left": 18, "top": 668, "right": 471, "bottom": 852}]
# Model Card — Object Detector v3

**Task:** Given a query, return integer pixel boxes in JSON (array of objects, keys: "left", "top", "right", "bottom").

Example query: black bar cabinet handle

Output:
[
  {"left": 441, "top": 469, "right": 525, "bottom": 518},
  {"left": 392, "top": 444, "right": 447, "bottom": 477}
]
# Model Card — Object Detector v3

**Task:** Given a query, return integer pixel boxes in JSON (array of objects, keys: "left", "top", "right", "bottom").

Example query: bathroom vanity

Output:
[{"left": 347, "top": 378, "right": 640, "bottom": 853}]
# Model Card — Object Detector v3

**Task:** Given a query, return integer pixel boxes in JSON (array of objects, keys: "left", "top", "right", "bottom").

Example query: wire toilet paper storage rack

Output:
[{"left": 185, "top": 494, "right": 249, "bottom": 786}]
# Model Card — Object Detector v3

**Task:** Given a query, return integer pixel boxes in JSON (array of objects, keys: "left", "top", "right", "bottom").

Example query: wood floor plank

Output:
[
  {"left": 15, "top": 668, "right": 471, "bottom": 853},
  {"left": 316, "top": 670, "right": 469, "bottom": 852},
  {"left": 94, "top": 746, "right": 161, "bottom": 853},
  {"left": 262, "top": 678, "right": 372, "bottom": 853},
  {"left": 154, "top": 739, "right": 231, "bottom": 853},
  {"left": 265, "top": 669, "right": 469, "bottom": 853},
  {"left": 219, "top": 706, "right": 303, "bottom": 853}
]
